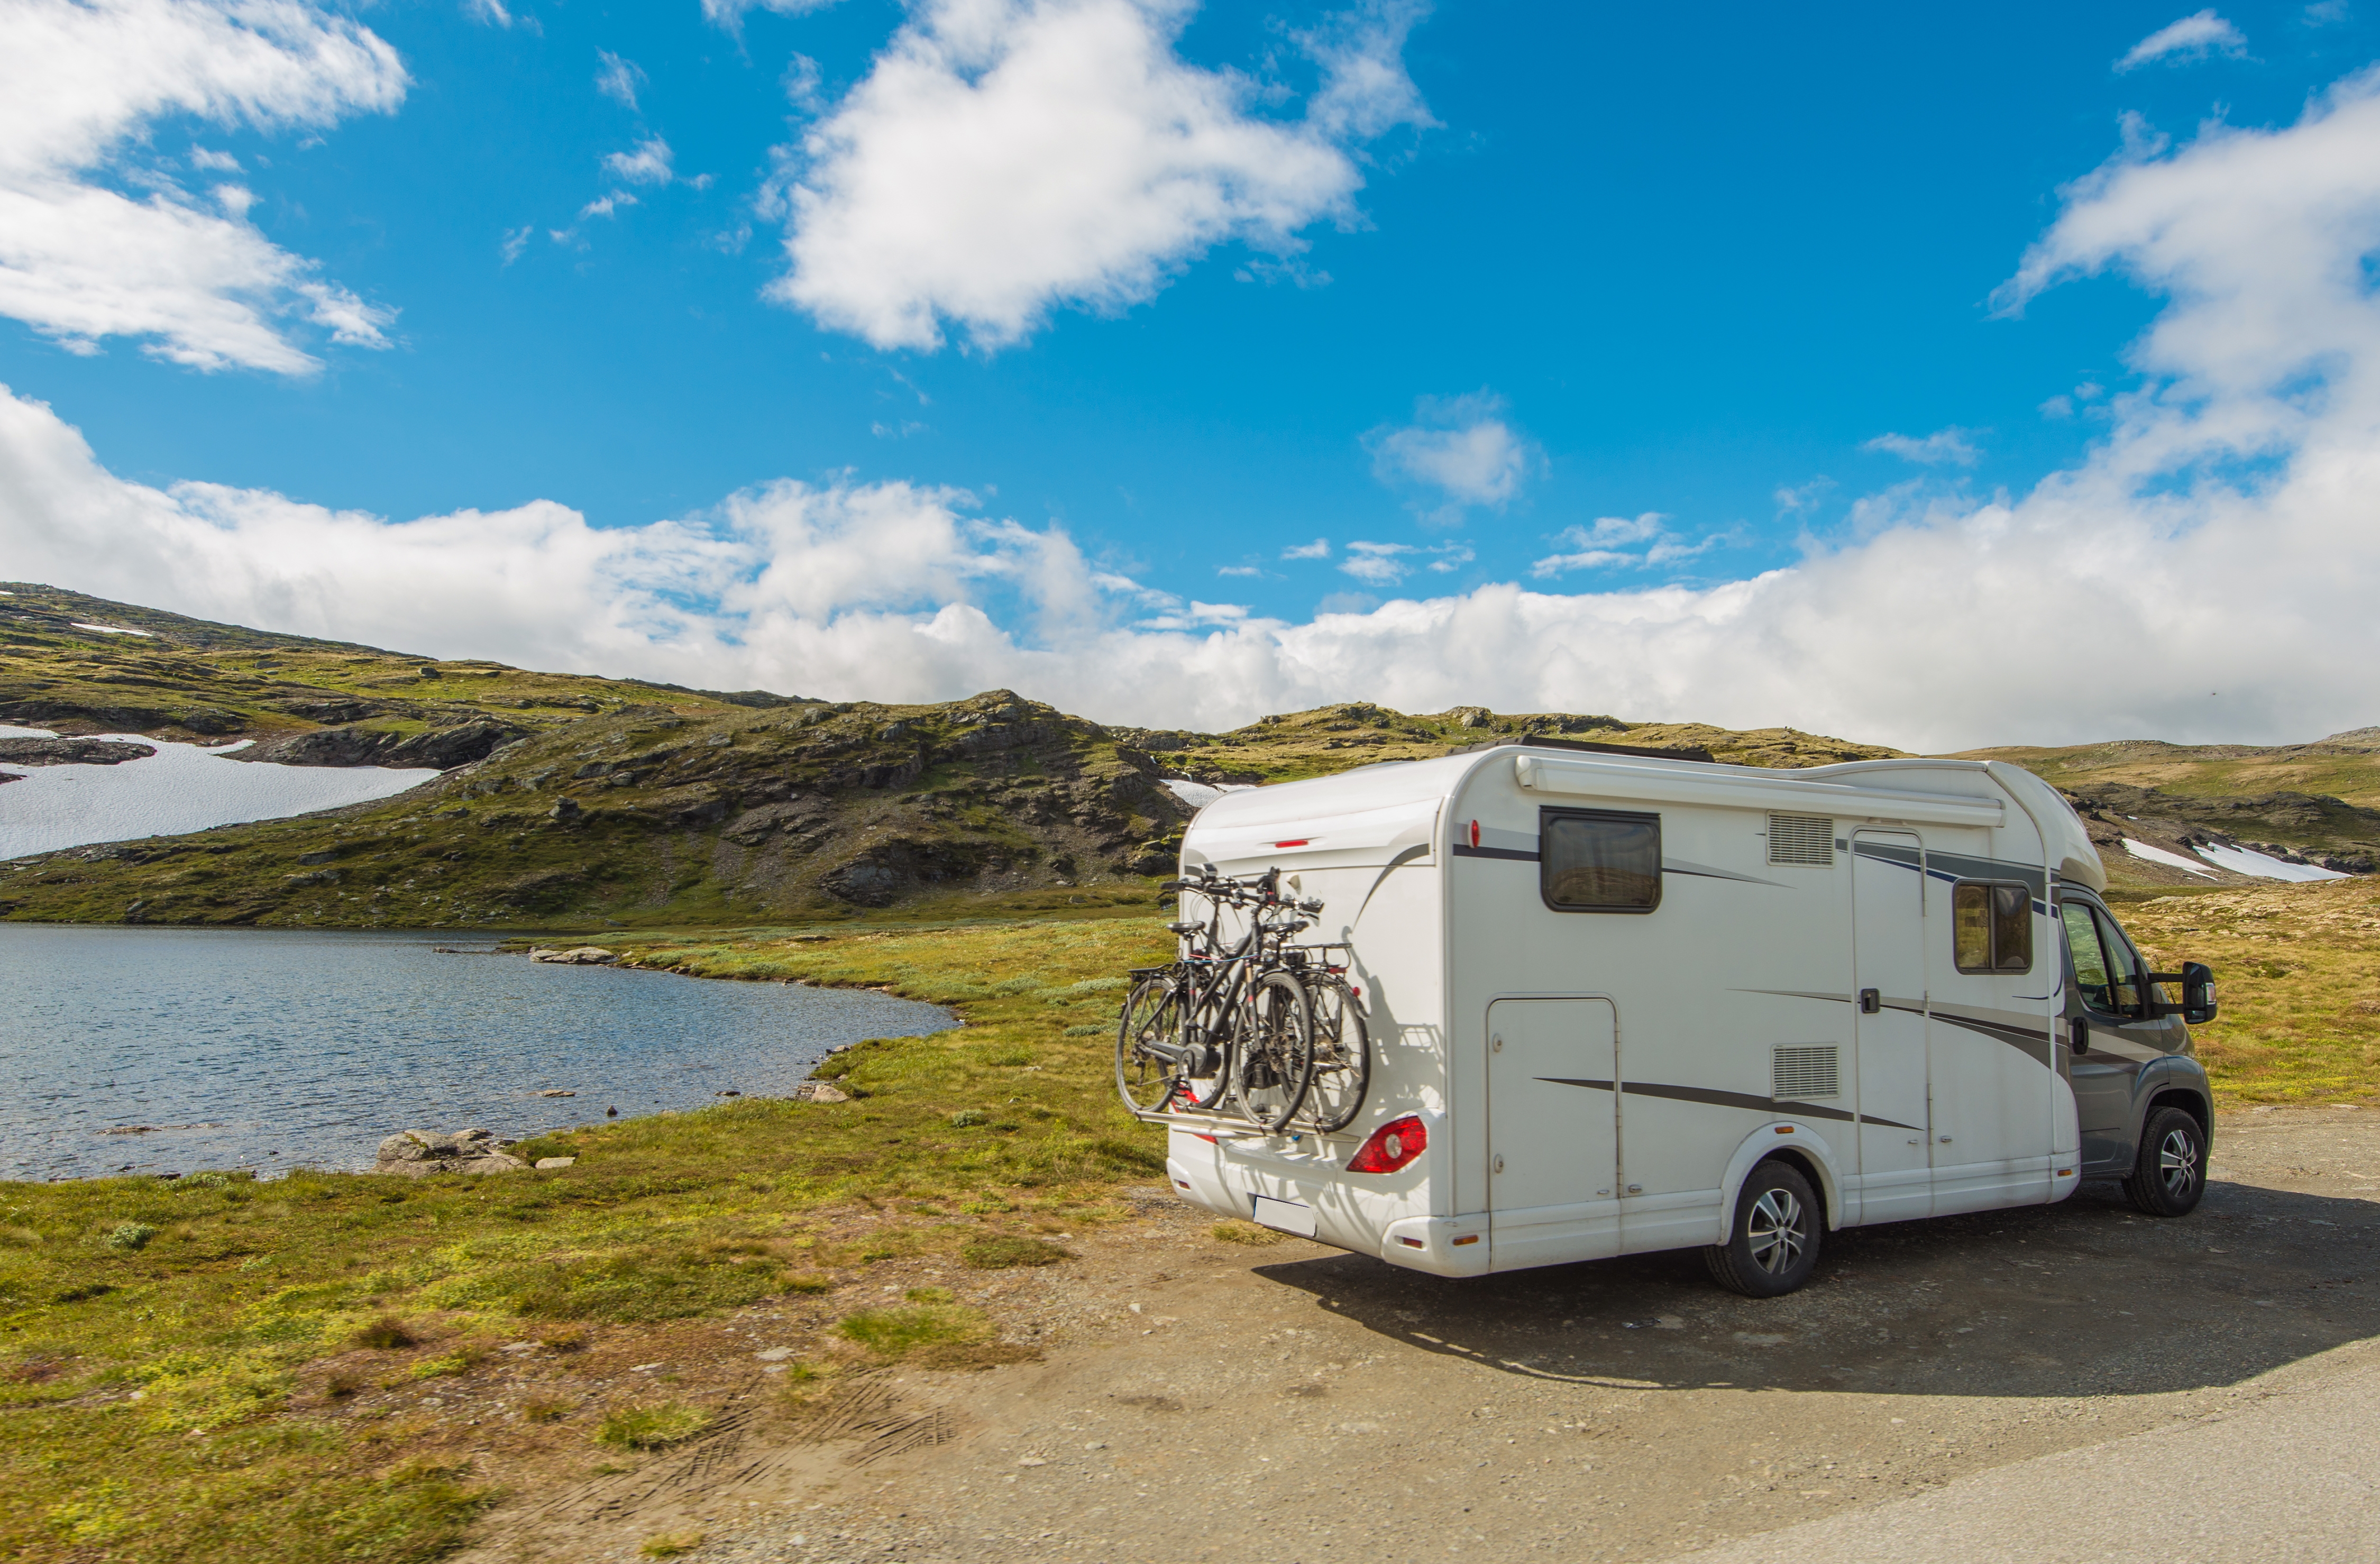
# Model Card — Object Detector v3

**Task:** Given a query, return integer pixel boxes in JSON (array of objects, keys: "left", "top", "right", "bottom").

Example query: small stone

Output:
[
  {"left": 754, "top": 1347, "right": 793, "bottom": 1362},
  {"left": 1017, "top": 1455, "right": 1048, "bottom": 1467},
  {"left": 535, "top": 1157, "right": 576, "bottom": 1169}
]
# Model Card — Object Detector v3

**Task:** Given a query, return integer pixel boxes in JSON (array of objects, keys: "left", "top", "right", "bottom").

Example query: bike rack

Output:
[{"left": 1117, "top": 1103, "right": 1277, "bottom": 1135}]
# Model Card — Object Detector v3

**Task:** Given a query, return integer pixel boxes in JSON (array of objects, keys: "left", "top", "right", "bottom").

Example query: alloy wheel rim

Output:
[
  {"left": 1747, "top": 1188, "right": 1805, "bottom": 1275},
  {"left": 2159, "top": 1128, "right": 2200, "bottom": 1197}
]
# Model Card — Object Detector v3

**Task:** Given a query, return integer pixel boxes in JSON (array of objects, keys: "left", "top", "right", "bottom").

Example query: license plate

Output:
[{"left": 1251, "top": 1194, "right": 1317, "bottom": 1238}]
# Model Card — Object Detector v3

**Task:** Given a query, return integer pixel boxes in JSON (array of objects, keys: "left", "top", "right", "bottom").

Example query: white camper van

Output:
[{"left": 1160, "top": 738, "right": 2218, "bottom": 1296}]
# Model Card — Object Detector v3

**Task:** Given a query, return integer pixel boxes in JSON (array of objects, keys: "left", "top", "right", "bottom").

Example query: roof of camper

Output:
[{"left": 1180, "top": 742, "right": 2104, "bottom": 890}]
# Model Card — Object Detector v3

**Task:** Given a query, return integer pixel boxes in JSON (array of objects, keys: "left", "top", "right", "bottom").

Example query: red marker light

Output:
[
  {"left": 1273, "top": 839, "right": 1310, "bottom": 848},
  {"left": 1468, "top": 819, "right": 1480, "bottom": 849},
  {"left": 1348, "top": 1114, "right": 1428, "bottom": 1174}
]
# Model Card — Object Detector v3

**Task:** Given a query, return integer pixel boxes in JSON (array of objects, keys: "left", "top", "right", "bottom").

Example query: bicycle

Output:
[
  {"left": 1114, "top": 866, "right": 1319, "bottom": 1133},
  {"left": 1284, "top": 945, "right": 1371, "bottom": 1133}
]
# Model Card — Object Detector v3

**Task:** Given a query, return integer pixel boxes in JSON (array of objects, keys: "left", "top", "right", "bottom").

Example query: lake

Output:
[{"left": 0, "top": 924, "right": 956, "bottom": 1181}]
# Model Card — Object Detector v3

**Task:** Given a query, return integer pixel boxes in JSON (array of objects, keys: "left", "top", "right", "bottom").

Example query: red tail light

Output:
[{"left": 1348, "top": 1114, "right": 1427, "bottom": 1173}]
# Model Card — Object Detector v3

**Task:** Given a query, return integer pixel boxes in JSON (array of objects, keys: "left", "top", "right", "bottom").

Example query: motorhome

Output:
[{"left": 1161, "top": 738, "right": 2217, "bottom": 1296}]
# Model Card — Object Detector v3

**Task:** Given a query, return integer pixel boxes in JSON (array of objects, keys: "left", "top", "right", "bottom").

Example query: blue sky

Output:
[{"left": 5, "top": 1, "right": 2380, "bottom": 747}]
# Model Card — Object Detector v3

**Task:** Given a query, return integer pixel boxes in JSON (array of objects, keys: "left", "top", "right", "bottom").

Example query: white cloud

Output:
[
  {"left": 1282, "top": 537, "right": 1331, "bottom": 560},
  {"left": 0, "top": 0, "right": 408, "bottom": 374},
  {"left": 762, "top": 0, "right": 1432, "bottom": 351},
  {"left": 1530, "top": 514, "right": 1714, "bottom": 578},
  {"left": 1863, "top": 427, "right": 1981, "bottom": 465},
  {"left": 1217, "top": 564, "right": 1261, "bottom": 577},
  {"left": 12, "top": 68, "right": 2380, "bottom": 751},
  {"left": 595, "top": 51, "right": 646, "bottom": 112},
  {"left": 579, "top": 191, "right": 637, "bottom": 220},
  {"left": 500, "top": 224, "right": 533, "bottom": 264},
  {"left": 1367, "top": 390, "right": 1534, "bottom": 518},
  {"left": 466, "top": 0, "right": 514, "bottom": 26},
  {"left": 1773, "top": 478, "right": 1833, "bottom": 517},
  {"left": 2118, "top": 10, "right": 2248, "bottom": 69},
  {"left": 702, "top": 0, "right": 844, "bottom": 31},
  {"left": 189, "top": 145, "right": 240, "bottom": 172},
  {"left": 1338, "top": 541, "right": 1411, "bottom": 584},
  {"left": 603, "top": 136, "right": 675, "bottom": 186}
]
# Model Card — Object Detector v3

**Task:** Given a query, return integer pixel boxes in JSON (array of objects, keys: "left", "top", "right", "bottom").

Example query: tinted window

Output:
[
  {"left": 1952, "top": 882, "right": 2034, "bottom": 973},
  {"left": 2093, "top": 906, "right": 2145, "bottom": 1016},
  {"left": 1541, "top": 809, "right": 1661, "bottom": 912},
  {"left": 2060, "top": 901, "right": 2116, "bottom": 1011}
]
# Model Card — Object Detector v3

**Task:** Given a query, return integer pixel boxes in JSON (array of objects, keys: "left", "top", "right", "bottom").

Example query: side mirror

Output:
[{"left": 2182, "top": 961, "right": 2218, "bottom": 1025}]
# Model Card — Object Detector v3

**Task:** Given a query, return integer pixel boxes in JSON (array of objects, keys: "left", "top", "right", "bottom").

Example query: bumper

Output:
[{"left": 1167, "top": 1126, "right": 1459, "bottom": 1273}]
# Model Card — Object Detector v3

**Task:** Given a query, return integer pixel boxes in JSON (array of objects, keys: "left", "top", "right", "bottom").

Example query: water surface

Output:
[{"left": 1, "top": 924, "right": 955, "bottom": 1181}]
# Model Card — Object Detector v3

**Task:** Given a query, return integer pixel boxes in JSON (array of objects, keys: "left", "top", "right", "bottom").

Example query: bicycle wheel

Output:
[
  {"left": 1299, "top": 979, "right": 1370, "bottom": 1133},
  {"left": 1232, "top": 971, "right": 1315, "bottom": 1133},
  {"left": 1114, "top": 976, "right": 1184, "bottom": 1115}
]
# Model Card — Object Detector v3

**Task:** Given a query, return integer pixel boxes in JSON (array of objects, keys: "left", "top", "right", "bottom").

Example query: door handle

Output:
[
  {"left": 2071, "top": 1018, "right": 2090, "bottom": 1055},
  {"left": 1859, "top": 989, "right": 1881, "bottom": 1014}
]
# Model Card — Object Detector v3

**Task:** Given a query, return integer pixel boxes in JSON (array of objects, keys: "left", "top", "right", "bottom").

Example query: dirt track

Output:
[{"left": 472, "top": 1105, "right": 2380, "bottom": 1564}]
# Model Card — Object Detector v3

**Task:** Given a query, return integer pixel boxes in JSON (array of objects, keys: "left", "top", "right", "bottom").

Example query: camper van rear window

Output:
[
  {"left": 1952, "top": 881, "right": 2034, "bottom": 973},
  {"left": 1540, "top": 809, "right": 1662, "bottom": 913}
]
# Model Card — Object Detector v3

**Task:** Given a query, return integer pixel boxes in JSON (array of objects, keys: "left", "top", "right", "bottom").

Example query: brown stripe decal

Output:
[{"left": 1536, "top": 1076, "right": 1920, "bottom": 1133}]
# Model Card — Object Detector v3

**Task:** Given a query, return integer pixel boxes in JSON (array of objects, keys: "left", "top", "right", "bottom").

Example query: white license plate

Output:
[{"left": 1251, "top": 1194, "right": 1317, "bottom": 1238}]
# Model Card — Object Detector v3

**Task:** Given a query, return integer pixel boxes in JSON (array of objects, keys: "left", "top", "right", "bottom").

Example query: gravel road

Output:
[{"left": 536, "top": 1105, "right": 2380, "bottom": 1564}]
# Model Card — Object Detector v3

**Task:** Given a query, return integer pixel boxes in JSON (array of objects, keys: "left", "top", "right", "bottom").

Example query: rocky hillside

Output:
[
  {"left": 1956, "top": 733, "right": 2380, "bottom": 885},
  {"left": 0, "top": 582, "right": 783, "bottom": 764}
]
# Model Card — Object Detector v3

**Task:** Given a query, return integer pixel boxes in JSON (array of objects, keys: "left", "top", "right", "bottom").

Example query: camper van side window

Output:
[
  {"left": 1952, "top": 882, "right": 2034, "bottom": 974},
  {"left": 1539, "top": 809, "right": 1662, "bottom": 913}
]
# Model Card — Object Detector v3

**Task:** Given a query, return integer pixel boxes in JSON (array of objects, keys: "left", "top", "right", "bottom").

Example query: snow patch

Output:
[
  {"left": 2122, "top": 838, "right": 2219, "bottom": 879},
  {"left": 0, "top": 732, "right": 438, "bottom": 860},
  {"left": 69, "top": 622, "right": 152, "bottom": 636},
  {"left": 2193, "top": 840, "right": 2348, "bottom": 883},
  {"left": 1161, "top": 778, "right": 1255, "bottom": 811}
]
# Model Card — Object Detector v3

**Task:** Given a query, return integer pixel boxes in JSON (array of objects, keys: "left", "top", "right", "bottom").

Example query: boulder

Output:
[
  {"left": 534, "top": 1156, "right": 577, "bottom": 1169},
  {"left": 527, "top": 945, "right": 615, "bottom": 964},
  {"left": 375, "top": 1127, "right": 527, "bottom": 1177},
  {"left": 793, "top": 1081, "right": 850, "bottom": 1104}
]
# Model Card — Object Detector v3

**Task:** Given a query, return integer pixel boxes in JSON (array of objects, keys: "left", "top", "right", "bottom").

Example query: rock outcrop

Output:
[
  {"left": 0, "top": 737, "right": 157, "bottom": 766},
  {"left": 233, "top": 718, "right": 528, "bottom": 770},
  {"left": 374, "top": 1127, "right": 527, "bottom": 1176}
]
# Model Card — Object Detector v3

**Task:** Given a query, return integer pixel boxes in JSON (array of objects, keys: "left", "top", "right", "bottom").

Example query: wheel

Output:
[
  {"left": 1705, "top": 1160, "right": 1821, "bottom": 1298},
  {"left": 1298, "top": 980, "right": 1370, "bottom": 1133},
  {"left": 1114, "top": 977, "right": 1184, "bottom": 1115},
  {"left": 1232, "top": 972, "right": 1315, "bottom": 1132},
  {"left": 2123, "top": 1106, "right": 2207, "bottom": 1217}
]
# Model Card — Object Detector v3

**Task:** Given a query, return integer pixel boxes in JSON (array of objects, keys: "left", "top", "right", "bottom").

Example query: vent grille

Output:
[
  {"left": 1768, "top": 813, "right": 1835, "bottom": 865},
  {"left": 1773, "top": 1045, "right": 1841, "bottom": 1102}
]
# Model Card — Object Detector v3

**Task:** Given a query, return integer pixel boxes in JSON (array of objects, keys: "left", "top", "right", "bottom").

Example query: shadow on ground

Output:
[{"left": 1256, "top": 1175, "right": 2380, "bottom": 1400}]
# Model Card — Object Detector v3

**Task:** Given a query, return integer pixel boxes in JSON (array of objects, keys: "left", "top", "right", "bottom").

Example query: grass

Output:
[
  {"left": 594, "top": 1402, "right": 710, "bottom": 1451},
  {"left": 1209, "top": 1219, "right": 1288, "bottom": 1246},
  {"left": 0, "top": 914, "right": 1168, "bottom": 1564},
  {"left": 959, "top": 1235, "right": 1070, "bottom": 1268},
  {"left": 832, "top": 1303, "right": 992, "bottom": 1359},
  {"left": 2121, "top": 877, "right": 2380, "bottom": 1103}
]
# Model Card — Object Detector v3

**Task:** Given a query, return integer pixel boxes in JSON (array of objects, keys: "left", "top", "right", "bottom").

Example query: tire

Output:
[
  {"left": 1705, "top": 1160, "right": 1822, "bottom": 1298},
  {"left": 1298, "top": 980, "right": 1370, "bottom": 1133},
  {"left": 2123, "top": 1105, "right": 2208, "bottom": 1217},
  {"left": 1114, "top": 977, "right": 1184, "bottom": 1115},
  {"left": 1232, "top": 972, "right": 1315, "bottom": 1133}
]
